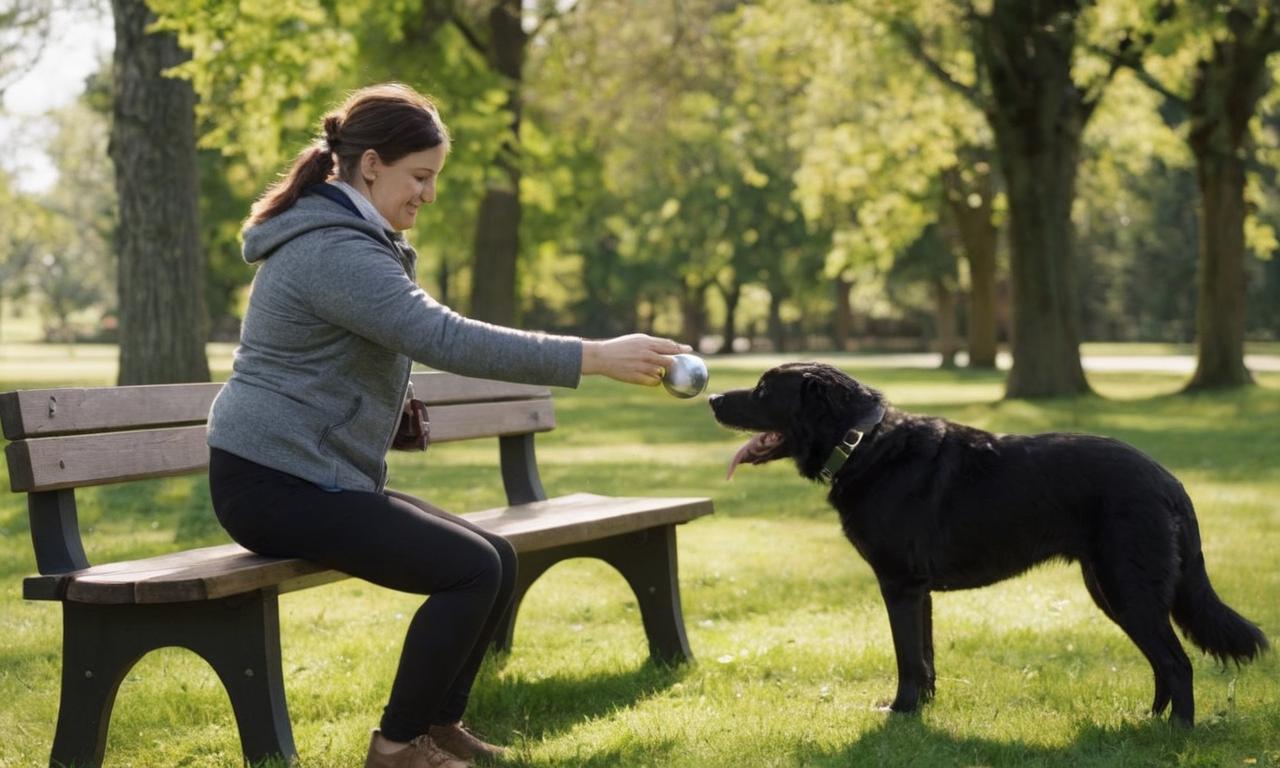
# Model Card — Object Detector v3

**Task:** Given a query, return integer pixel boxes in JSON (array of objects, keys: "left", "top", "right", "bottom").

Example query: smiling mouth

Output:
[{"left": 726, "top": 431, "right": 788, "bottom": 479}]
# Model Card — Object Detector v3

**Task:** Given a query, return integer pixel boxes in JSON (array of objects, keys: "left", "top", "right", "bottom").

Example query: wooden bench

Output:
[{"left": 1, "top": 372, "right": 713, "bottom": 768}]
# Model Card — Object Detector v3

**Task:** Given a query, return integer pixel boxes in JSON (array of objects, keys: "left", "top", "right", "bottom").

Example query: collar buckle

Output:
[
  {"left": 819, "top": 402, "right": 886, "bottom": 485},
  {"left": 821, "top": 428, "right": 865, "bottom": 484}
]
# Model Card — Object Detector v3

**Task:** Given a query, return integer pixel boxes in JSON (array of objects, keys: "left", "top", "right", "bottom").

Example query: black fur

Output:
[{"left": 709, "top": 362, "right": 1268, "bottom": 725}]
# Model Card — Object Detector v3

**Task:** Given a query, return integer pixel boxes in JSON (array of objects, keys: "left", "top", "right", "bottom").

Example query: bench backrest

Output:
[{"left": 1, "top": 372, "right": 555, "bottom": 576}]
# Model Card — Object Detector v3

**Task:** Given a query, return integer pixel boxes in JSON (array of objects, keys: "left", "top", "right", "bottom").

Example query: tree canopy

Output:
[{"left": 6, "top": 0, "right": 1280, "bottom": 395}]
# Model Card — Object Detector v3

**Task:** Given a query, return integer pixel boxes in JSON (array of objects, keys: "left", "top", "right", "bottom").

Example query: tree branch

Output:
[
  {"left": 1086, "top": 41, "right": 1189, "bottom": 127},
  {"left": 1254, "top": 7, "right": 1280, "bottom": 54},
  {"left": 1081, "top": 34, "right": 1140, "bottom": 122},
  {"left": 448, "top": 1, "right": 489, "bottom": 58},
  {"left": 0, "top": 0, "right": 54, "bottom": 95},
  {"left": 887, "top": 17, "right": 984, "bottom": 110}
]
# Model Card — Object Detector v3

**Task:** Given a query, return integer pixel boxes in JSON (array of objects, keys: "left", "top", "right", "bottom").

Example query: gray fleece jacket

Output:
[{"left": 207, "top": 191, "right": 583, "bottom": 492}]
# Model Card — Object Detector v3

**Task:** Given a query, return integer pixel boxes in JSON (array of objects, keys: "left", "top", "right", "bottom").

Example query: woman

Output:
[{"left": 206, "top": 83, "right": 688, "bottom": 768}]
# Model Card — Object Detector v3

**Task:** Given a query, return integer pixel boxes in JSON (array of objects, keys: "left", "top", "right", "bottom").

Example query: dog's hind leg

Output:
[
  {"left": 921, "top": 593, "right": 936, "bottom": 702},
  {"left": 1081, "top": 561, "right": 1171, "bottom": 710},
  {"left": 879, "top": 581, "right": 932, "bottom": 713},
  {"left": 1092, "top": 564, "right": 1195, "bottom": 725}
]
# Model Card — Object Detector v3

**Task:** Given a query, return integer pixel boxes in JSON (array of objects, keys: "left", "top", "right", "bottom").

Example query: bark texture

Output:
[
  {"left": 469, "top": 0, "right": 526, "bottom": 326},
  {"left": 110, "top": 0, "right": 209, "bottom": 384},
  {"left": 976, "top": 1, "right": 1090, "bottom": 397},
  {"left": 1184, "top": 10, "right": 1277, "bottom": 390}
]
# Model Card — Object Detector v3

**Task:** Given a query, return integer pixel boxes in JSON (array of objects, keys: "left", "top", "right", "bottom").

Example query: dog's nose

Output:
[{"left": 707, "top": 393, "right": 721, "bottom": 410}]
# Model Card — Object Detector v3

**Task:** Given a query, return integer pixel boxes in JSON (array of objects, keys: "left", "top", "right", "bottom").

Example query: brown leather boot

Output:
[
  {"left": 428, "top": 722, "right": 508, "bottom": 763},
  {"left": 365, "top": 729, "right": 471, "bottom": 768}
]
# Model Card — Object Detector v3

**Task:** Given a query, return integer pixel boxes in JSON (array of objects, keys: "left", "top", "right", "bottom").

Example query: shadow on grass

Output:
[
  {"left": 470, "top": 658, "right": 688, "bottom": 743},
  {"left": 800, "top": 712, "right": 1203, "bottom": 768},
  {"left": 505, "top": 738, "right": 679, "bottom": 768}
]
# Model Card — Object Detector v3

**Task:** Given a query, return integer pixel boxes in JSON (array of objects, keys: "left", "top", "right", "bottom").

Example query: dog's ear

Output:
[
  {"left": 801, "top": 367, "right": 883, "bottom": 424},
  {"left": 800, "top": 370, "right": 842, "bottom": 414}
]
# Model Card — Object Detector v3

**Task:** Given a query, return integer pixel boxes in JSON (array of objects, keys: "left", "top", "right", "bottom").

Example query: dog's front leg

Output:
[{"left": 880, "top": 581, "right": 930, "bottom": 713}]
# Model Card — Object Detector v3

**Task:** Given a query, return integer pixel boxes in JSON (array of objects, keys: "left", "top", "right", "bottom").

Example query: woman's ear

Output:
[{"left": 360, "top": 149, "right": 381, "bottom": 184}]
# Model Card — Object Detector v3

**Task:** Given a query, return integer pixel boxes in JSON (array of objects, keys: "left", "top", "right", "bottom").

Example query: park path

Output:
[{"left": 836, "top": 352, "right": 1280, "bottom": 373}]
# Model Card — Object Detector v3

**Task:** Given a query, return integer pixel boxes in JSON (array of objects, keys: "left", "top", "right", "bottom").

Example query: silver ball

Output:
[{"left": 662, "top": 353, "right": 709, "bottom": 398}]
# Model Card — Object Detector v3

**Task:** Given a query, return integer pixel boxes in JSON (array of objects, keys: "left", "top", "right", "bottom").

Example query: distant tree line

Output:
[{"left": 3, "top": 0, "right": 1280, "bottom": 396}]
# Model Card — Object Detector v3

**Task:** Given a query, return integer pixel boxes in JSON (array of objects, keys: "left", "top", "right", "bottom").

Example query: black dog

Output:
[{"left": 709, "top": 362, "right": 1268, "bottom": 725}]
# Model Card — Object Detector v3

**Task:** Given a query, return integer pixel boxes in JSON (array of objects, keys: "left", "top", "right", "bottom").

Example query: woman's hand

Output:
[{"left": 581, "top": 334, "right": 693, "bottom": 386}]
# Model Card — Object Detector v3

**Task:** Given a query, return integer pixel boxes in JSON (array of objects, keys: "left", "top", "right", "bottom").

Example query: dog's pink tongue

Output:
[
  {"left": 727, "top": 441, "right": 754, "bottom": 480},
  {"left": 726, "top": 433, "right": 778, "bottom": 480}
]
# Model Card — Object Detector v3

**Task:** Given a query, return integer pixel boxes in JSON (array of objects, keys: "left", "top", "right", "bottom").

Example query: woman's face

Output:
[{"left": 365, "top": 145, "right": 447, "bottom": 231}]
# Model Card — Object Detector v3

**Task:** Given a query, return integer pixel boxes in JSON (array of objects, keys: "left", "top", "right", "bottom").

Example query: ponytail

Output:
[
  {"left": 243, "top": 83, "right": 449, "bottom": 231},
  {"left": 244, "top": 142, "right": 335, "bottom": 229}
]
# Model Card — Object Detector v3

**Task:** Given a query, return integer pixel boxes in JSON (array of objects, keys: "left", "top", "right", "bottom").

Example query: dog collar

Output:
[{"left": 819, "top": 404, "right": 886, "bottom": 484}]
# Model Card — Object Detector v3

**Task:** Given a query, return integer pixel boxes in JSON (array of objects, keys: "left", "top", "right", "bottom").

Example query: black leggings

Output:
[{"left": 208, "top": 448, "right": 517, "bottom": 742}]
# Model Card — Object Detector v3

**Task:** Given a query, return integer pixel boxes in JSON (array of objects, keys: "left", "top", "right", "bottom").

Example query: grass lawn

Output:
[{"left": 1, "top": 348, "right": 1278, "bottom": 767}]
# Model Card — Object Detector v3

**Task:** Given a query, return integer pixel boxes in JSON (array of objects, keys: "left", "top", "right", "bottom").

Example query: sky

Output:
[{"left": 2, "top": 7, "right": 114, "bottom": 193}]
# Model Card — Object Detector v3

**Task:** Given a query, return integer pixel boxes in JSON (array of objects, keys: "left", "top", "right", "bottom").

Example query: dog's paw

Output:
[{"left": 874, "top": 697, "right": 922, "bottom": 714}]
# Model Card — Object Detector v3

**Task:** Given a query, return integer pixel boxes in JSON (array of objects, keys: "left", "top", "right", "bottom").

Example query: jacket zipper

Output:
[{"left": 377, "top": 367, "right": 413, "bottom": 490}]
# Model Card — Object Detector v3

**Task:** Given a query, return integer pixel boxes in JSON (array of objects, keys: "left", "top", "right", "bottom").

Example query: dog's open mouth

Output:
[{"left": 726, "top": 431, "right": 789, "bottom": 479}]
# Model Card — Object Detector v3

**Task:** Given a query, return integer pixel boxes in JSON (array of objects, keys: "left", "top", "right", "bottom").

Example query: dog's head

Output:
[{"left": 709, "top": 362, "right": 886, "bottom": 481}]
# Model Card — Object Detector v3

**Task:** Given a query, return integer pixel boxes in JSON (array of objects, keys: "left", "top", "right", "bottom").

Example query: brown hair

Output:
[{"left": 245, "top": 83, "right": 451, "bottom": 229}]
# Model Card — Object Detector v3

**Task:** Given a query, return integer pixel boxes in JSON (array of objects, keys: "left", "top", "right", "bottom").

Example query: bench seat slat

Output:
[
  {"left": 0, "top": 373, "right": 549, "bottom": 439},
  {"left": 7, "top": 399, "right": 554, "bottom": 493},
  {"left": 466, "top": 493, "right": 714, "bottom": 551},
  {"left": 23, "top": 493, "right": 713, "bottom": 604}
]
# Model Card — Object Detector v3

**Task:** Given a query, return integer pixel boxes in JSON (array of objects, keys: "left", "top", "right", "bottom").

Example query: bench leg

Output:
[
  {"left": 491, "top": 548, "right": 557, "bottom": 655},
  {"left": 600, "top": 526, "right": 694, "bottom": 665},
  {"left": 48, "top": 593, "right": 296, "bottom": 768},
  {"left": 50, "top": 603, "right": 144, "bottom": 768},
  {"left": 493, "top": 526, "right": 694, "bottom": 665},
  {"left": 187, "top": 592, "right": 297, "bottom": 767}
]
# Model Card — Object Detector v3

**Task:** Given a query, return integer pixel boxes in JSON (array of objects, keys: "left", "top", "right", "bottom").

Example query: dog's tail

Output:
[{"left": 1171, "top": 494, "right": 1269, "bottom": 665}]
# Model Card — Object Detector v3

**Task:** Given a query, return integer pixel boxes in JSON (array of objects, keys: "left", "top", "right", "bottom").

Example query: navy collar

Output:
[{"left": 305, "top": 183, "right": 363, "bottom": 218}]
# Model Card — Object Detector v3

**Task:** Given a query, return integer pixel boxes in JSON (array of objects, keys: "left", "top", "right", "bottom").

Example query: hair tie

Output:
[{"left": 322, "top": 115, "right": 343, "bottom": 153}]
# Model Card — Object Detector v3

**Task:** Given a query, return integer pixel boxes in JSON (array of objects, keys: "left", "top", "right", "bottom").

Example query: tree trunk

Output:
[
  {"left": 1188, "top": 149, "right": 1252, "bottom": 389},
  {"left": 468, "top": 0, "right": 526, "bottom": 326},
  {"left": 721, "top": 280, "right": 741, "bottom": 354},
  {"left": 767, "top": 288, "right": 787, "bottom": 353},
  {"left": 943, "top": 164, "right": 999, "bottom": 368},
  {"left": 438, "top": 253, "right": 451, "bottom": 308},
  {"left": 833, "top": 275, "right": 853, "bottom": 352},
  {"left": 1184, "top": 24, "right": 1274, "bottom": 390},
  {"left": 976, "top": 3, "right": 1090, "bottom": 398},
  {"left": 998, "top": 145, "right": 1088, "bottom": 396},
  {"left": 470, "top": 182, "right": 519, "bottom": 325},
  {"left": 932, "top": 277, "right": 959, "bottom": 368},
  {"left": 679, "top": 280, "right": 707, "bottom": 348},
  {"left": 110, "top": 0, "right": 209, "bottom": 385}
]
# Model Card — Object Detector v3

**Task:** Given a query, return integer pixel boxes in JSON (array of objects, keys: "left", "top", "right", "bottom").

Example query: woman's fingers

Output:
[{"left": 582, "top": 334, "right": 694, "bottom": 386}]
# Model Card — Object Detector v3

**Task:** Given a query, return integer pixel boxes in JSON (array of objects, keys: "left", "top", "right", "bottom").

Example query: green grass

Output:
[{"left": 2, "top": 349, "right": 1279, "bottom": 767}]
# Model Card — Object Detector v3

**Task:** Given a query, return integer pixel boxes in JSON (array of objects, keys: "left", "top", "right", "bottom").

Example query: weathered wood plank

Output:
[
  {"left": 7, "top": 399, "right": 555, "bottom": 492},
  {"left": 408, "top": 372, "right": 550, "bottom": 406},
  {"left": 9, "top": 426, "right": 210, "bottom": 493},
  {"left": 0, "top": 383, "right": 222, "bottom": 439},
  {"left": 30, "top": 493, "right": 712, "bottom": 604},
  {"left": 23, "top": 544, "right": 342, "bottom": 603},
  {"left": 0, "top": 373, "right": 550, "bottom": 439},
  {"left": 68, "top": 545, "right": 335, "bottom": 604},
  {"left": 463, "top": 493, "right": 714, "bottom": 552}
]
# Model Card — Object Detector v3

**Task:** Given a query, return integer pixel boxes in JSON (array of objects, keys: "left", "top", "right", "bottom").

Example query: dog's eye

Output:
[{"left": 754, "top": 385, "right": 767, "bottom": 398}]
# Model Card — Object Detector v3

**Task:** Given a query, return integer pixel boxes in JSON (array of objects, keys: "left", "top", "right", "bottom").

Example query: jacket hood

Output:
[{"left": 242, "top": 192, "right": 395, "bottom": 264}]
